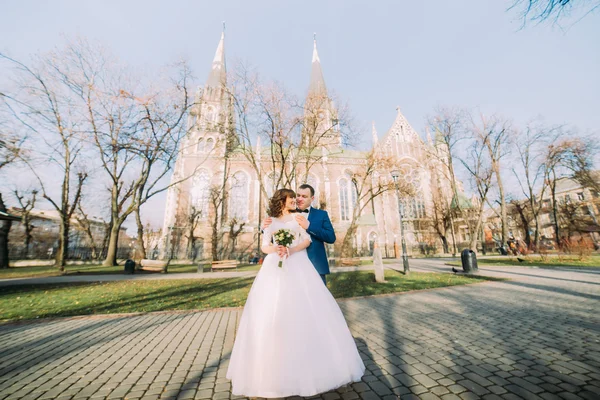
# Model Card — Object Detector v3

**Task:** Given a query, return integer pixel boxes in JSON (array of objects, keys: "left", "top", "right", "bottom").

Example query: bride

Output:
[{"left": 226, "top": 188, "right": 365, "bottom": 397}]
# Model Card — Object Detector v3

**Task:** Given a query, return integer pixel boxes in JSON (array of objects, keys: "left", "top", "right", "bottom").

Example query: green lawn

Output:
[
  {"left": 0, "top": 263, "right": 261, "bottom": 279},
  {"left": 0, "top": 270, "right": 495, "bottom": 322},
  {"left": 446, "top": 255, "right": 600, "bottom": 269}
]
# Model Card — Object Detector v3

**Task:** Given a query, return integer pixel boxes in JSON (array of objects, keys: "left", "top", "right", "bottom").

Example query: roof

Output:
[
  {"left": 0, "top": 210, "right": 21, "bottom": 222},
  {"left": 450, "top": 193, "right": 473, "bottom": 210}
]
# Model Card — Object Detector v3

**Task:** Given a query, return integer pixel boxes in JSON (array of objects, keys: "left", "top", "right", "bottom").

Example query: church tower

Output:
[
  {"left": 188, "top": 27, "right": 236, "bottom": 157},
  {"left": 302, "top": 36, "right": 341, "bottom": 149},
  {"left": 161, "top": 28, "right": 235, "bottom": 256}
]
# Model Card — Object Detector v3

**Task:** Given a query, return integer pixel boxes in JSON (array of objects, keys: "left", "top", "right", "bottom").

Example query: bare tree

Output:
[
  {"left": 472, "top": 113, "right": 512, "bottom": 252},
  {"left": 559, "top": 137, "right": 600, "bottom": 193},
  {"left": 509, "top": 0, "right": 600, "bottom": 25},
  {"left": 185, "top": 206, "right": 203, "bottom": 260},
  {"left": 14, "top": 189, "right": 37, "bottom": 258},
  {"left": 339, "top": 150, "right": 401, "bottom": 258},
  {"left": 543, "top": 136, "right": 599, "bottom": 247},
  {"left": 430, "top": 192, "right": 452, "bottom": 253},
  {"left": 512, "top": 123, "right": 561, "bottom": 250},
  {"left": 75, "top": 201, "right": 102, "bottom": 260},
  {"left": 0, "top": 194, "right": 15, "bottom": 269},
  {"left": 510, "top": 199, "right": 534, "bottom": 247},
  {"left": 427, "top": 106, "right": 465, "bottom": 255},
  {"left": 0, "top": 120, "right": 24, "bottom": 267},
  {"left": 209, "top": 184, "right": 227, "bottom": 261},
  {"left": 36, "top": 38, "right": 198, "bottom": 266},
  {"left": 1, "top": 52, "right": 88, "bottom": 271},
  {"left": 460, "top": 125, "right": 495, "bottom": 251}
]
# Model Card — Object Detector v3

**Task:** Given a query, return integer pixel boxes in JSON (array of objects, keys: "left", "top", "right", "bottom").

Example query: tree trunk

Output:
[
  {"left": 514, "top": 202, "right": 531, "bottom": 247},
  {"left": 469, "top": 202, "right": 487, "bottom": 252},
  {"left": 440, "top": 235, "right": 449, "bottom": 254},
  {"left": 211, "top": 215, "right": 220, "bottom": 261},
  {"left": 495, "top": 162, "right": 509, "bottom": 249},
  {"left": 550, "top": 175, "right": 561, "bottom": 246},
  {"left": 187, "top": 230, "right": 196, "bottom": 260},
  {"left": 55, "top": 217, "right": 69, "bottom": 272},
  {"left": 103, "top": 222, "right": 122, "bottom": 266},
  {"left": 24, "top": 214, "right": 32, "bottom": 258},
  {"left": 134, "top": 207, "right": 146, "bottom": 260},
  {"left": 341, "top": 221, "right": 358, "bottom": 258},
  {"left": 101, "top": 221, "right": 112, "bottom": 260},
  {"left": 0, "top": 194, "right": 12, "bottom": 269}
]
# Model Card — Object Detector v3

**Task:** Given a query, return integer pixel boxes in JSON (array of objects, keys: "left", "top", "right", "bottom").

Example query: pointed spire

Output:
[
  {"left": 206, "top": 25, "right": 226, "bottom": 88},
  {"left": 426, "top": 126, "right": 433, "bottom": 146},
  {"left": 255, "top": 136, "right": 261, "bottom": 160},
  {"left": 372, "top": 121, "right": 378, "bottom": 146},
  {"left": 308, "top": 34, "right": 327, "bottom": 96}
]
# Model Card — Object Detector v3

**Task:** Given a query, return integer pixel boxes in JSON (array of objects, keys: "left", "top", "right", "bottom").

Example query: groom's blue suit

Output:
[{"left": 305, "top": 207, "right": 336, "bottom": 282}]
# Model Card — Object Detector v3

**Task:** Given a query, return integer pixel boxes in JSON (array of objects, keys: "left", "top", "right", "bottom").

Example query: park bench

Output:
[
  {"left": 211, "top": 259, "right": 239, "bottom": 272},
  {"left": 139, "top": 259, "right": 168, "bottom": 273},
  {"left": 339, "top": 258, "right": 361, "bottom": 266}
]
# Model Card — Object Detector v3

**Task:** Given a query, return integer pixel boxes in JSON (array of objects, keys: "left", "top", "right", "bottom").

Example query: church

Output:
[{"left": 160, "top": 31, "right": 458, "bottom": 261}]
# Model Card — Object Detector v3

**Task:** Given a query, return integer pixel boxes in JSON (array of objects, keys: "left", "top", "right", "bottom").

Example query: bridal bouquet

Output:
[{"left": 273, "top": 228, "right": 295, "bottom": 267}]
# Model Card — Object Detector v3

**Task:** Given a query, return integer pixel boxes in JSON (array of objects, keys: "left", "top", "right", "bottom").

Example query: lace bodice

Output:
[{"left": 262, "top": 216, "right": 311, "bottom": 248}]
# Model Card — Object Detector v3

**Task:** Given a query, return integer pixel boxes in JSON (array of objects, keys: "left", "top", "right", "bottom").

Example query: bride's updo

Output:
[{"left": 267, "top": 189, "right": 296, "bottom": 217}]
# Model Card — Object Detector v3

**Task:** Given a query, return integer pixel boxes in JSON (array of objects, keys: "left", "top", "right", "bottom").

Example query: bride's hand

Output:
[
  {"left": 295, "top": 214, "right": 309, "bottom": 230},
  {"left": 276, "top": 245, "right": 287, "bottom": 257}
]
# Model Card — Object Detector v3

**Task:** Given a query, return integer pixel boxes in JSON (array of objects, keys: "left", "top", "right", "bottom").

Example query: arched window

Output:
[
  {"left": 339, "top": 172, "right": 358, "bottom": 221},
  {"left": 197, "top": 137, "right": 215, "bottom": 154},
  {"left": 265, "top": 172, "right": 279, "bottom": 198},
  {"left": 229, "top": 172, "right": 249, "bottom": 221},
  {"left": 368, "top": 231, "right": 378, "bottom": 253},
  {"left": 397, "top": 166, "right": 426, "bottom": 219},
  {"left": 205, "top": 137, "right": 215, "bottom": 152},
  {"left": 205, "top": 106, "right": 215, "bottom": 124},
  {"left": 339, "top": 178, "right": 349, "bottom": 221},
  {"left": 190, "top": 170, "right": 211, "bottom": 219}
]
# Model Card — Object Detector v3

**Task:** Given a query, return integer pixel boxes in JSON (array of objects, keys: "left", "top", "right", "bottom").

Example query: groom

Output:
[{"left": 263, "top": 184, "right": 336, "bottom": 285}]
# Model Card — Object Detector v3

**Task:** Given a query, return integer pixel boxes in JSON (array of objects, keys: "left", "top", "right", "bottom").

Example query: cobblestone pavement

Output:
[{"left": 1, "top": 265, "right": 599, "bottom": 400}]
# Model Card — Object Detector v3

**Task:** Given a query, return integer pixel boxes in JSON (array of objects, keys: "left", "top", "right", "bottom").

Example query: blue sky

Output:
[
  {"left": 1, "top": 0, "right": 599, "bottom": 228},
  {"left": 2, "top": 0, "right": 598, "bottom": 139}
]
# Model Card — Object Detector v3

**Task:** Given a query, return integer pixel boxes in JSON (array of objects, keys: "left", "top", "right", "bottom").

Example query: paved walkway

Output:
[{"left": 1, "top": 264, "right": 599, "bottom": 400}]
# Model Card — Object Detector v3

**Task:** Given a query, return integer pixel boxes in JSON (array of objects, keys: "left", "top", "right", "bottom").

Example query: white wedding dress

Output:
[{"left": 226, "top": 216, "right": 365, "bottom": 397}]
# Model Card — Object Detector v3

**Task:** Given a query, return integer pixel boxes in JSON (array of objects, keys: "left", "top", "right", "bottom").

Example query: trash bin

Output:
[
  {"left": 124, "top": 259, "right": 136, "bottom": 274},
  {"left": 460, "top": 249, "right": 478, "bottom": 273}
]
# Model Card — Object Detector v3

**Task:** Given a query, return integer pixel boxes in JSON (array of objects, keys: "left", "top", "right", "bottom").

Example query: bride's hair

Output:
[{"left": 267, "top": 189, "right": 296, "bottom": 217}]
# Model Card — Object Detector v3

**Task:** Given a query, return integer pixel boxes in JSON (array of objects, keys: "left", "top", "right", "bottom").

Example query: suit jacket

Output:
[{"left": 305, "top": 208, "right": 336, "bottom": 275}]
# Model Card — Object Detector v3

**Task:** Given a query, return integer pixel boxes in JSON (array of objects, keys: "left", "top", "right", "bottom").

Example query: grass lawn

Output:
[
  {"left": 0, "top": 263, "right": 261, "bottom": 280},
  {"left": 0, "top": 270, "right": 496, "bottom": 322},
  {"left": 446, "top": 255, "right": 600, "bottom": 269}
]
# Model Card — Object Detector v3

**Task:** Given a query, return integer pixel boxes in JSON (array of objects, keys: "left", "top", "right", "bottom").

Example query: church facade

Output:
[{"left": 160, "top": 32, "right": 457, "bottom": 260}]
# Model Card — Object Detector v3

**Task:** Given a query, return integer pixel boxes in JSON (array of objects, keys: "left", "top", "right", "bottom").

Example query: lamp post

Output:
[{"left": 390, "top": 170, "right": 410, "bottom": 274}]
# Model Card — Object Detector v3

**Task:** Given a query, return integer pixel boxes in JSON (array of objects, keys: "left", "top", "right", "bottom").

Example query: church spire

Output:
[
  {"left": 206, "top": 24, "right": 226, "bottom": 89},
  {"left": 372, "top": 121, "right": 378, "bottom": 146},
  {"left": 308, "top": 33, "right": 327, "bottom": 97}
]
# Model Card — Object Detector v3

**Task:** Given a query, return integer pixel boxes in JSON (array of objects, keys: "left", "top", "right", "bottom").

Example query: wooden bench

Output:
[
  {"left": 211, "top": 259, "right": 239, "bottom": 272},
  {"left": 139, "top": 259, "right": 168, "bottom": 273},
  {"left": 339, "top": 258, "right": 361, "bottom": 266}
]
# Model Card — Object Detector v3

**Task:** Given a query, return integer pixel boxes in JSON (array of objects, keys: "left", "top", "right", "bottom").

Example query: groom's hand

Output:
[
  {"left": 295, "top": 215, "right": 309, "bottom": 230},
  {"left": 261, "top": 217, "right": 273, "bottom": 230}
]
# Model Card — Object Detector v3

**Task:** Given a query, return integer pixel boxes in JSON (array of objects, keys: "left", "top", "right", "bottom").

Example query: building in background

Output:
[{"left": 161, "top": 31, "right": 464, "bottom": 260}]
